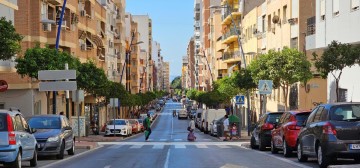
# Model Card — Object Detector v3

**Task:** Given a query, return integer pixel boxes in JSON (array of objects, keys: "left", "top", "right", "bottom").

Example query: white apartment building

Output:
[{"left": 306, "top": 0, "right": 360, "bottom": 102}]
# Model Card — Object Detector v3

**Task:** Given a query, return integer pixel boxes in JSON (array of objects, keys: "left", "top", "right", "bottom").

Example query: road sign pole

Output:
[
  {"left": 65, "top": 63, "right": 70, "bottom": 119},
  {"left": 77, "top": 102, "right": 80, "bottom": 143},
  {"left": 113, "top": 102, "right": 116, "bottom": 137}
]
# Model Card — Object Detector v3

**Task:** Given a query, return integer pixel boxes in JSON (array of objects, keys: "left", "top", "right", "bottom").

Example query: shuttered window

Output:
[
  {"left": 257, "top": 17, "right": 262, "bottom": 32},
  {"left": 320, "top": 0, "right": 325, "bottom": 20},
  {"left": 333, "top": 0, "right": 340, "bottom": 15}
]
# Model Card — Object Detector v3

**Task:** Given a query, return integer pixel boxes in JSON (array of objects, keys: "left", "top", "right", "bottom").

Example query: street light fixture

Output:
[{"left": 210, "top": 3, "right": 252, "bottom": 136}]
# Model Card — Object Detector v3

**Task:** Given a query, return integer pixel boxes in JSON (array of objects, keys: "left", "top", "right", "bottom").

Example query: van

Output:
[
  {"left": 203, "top": 109, "right": 226, "bottom": 134},
  {"left": 200, "top": 109, "right": 207, "bottom": 131}
]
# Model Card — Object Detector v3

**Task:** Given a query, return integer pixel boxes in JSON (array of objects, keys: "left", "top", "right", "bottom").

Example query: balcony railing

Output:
[
  {"left": 222, "top": 8, "right": 239, "bottom": 21},
  {"left": 222, "top": 51, "right": 241, "bottom": 61},
  {"left": 223, "top": 28, "right": 241, "bottom": 40}
]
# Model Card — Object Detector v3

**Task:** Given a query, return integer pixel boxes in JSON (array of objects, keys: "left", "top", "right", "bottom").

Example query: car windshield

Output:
[
  {"left": 108, "top": 120, "right": 126, "bottom": 125},
  {"left": 295, "top": 113, "right": 311, "bottom": 126},
  {"left": 129, "top": 120, "right": 136, "bottom": 124},
  {"left": 28, "top": 117, "right": 61, "bottom": 129},
  {"left": 266, "top": 113, "right": 283, "bottom": 123},
  {"left": 138, "top": 119, "right": 143, "bottom": 123},
  {"left": 0, "top": 114, "right": 7, "bottom": 131},
  {"left": 331, "top": 105, "right": 360, "bottom": 121}
]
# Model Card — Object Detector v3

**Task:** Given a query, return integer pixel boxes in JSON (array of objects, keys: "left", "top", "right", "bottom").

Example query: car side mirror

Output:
[{"left": 30, "top": 128, "right": 37, "bottom": 133}]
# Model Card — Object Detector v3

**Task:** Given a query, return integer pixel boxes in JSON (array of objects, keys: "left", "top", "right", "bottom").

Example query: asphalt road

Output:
[{"left": 38, "top": 100, "right": 359, "bottom": 168}]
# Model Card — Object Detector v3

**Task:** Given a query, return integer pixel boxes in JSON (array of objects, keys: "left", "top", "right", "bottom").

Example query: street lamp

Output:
[{"left": 210, "top": 3, "right": 252, "bottom": 136}]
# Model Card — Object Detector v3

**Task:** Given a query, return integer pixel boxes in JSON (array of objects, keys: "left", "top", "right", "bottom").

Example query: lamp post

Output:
[{"left": 210, "top": 2, "right": 252, "bottom": 136}]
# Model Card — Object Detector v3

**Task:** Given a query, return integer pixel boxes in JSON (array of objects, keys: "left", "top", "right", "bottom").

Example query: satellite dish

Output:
[{"left": 272, "top": 15, "right": 280, "bottom": 24}]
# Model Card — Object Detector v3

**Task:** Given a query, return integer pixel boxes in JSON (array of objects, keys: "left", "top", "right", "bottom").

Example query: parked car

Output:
[
  {"left": 195, "top": 109, "right": 203, "bottom": 128},
  {"left": 0, "top": 109, "right": 38, "bottom": 168},
  {"left": 158, "top": 100, "right": 165, "bottom": 107},
  {"left": 270, "top": 110, "right": 311, "bottom": 157},
  {"left": 297, "top": 103, "right": 360, "bottom": 168},
  {"left": 104, "top": 119, "right": 132, "bottom": 136},
  {"left": 178, "top": 109, "right": 188, "bottom": 119},
  {"left": 137, "top": 119, "right": 145, "bottom": 132},
  {"left": 27, "top": 115, "right": 75, "bottom": 159},
  {"left": 210, "top": 119, "right": 218, "bottom": 136},
  {"left": 189, "top": 109, "right": 197, "bottom": 119},
  {"left": 250, "top": 112, "right": 283, "bottom": 151},
  {"left": 129, "top": 119, "right": 141, "bottom": 133}
]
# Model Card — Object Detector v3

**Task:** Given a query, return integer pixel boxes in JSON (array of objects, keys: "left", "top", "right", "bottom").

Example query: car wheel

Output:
[
  {"left": 56, "top": 141, "right": 65, "bottom": 159},
  {"left": 258, "top": 136, "right": 266, "bottom": 151},
  {"left": 67, "top": 140, "right": 75, "bottom": 155},
  {"left": 283, "top": 140, "right": 292, "bottom": 157},
  {"left": 9, "top": 151, "right": 21, "bottom": 168},
  {"left": 30, "top": 149, "right": 37, "bottom": 167},
  {"left": 317, "top": 144, "right": 333, "bottom": 168},
  {"left": 250, "top": 136, "right": 258, "bottom": 149},
  {"left": 297, "top": 141, "right": 308, "bottom": 162},
  {"left": 271, "top": 139, "right": 278, "bottom": 154}
]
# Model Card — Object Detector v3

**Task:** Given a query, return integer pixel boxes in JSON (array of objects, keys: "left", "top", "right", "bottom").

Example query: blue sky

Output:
[{"left": 126, "top": 0, "right": 194, "bottom": 81}]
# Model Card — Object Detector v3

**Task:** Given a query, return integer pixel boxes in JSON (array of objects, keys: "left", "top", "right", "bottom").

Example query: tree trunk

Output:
[
  {"left": 46, "top": 91, "right": 50, "bottom": 114},
  {"left": 335, "top": 79, "right": 339, "bottom": 102},
  {"left": 282, "top": 84, "right": 289, "bottom": 111}
]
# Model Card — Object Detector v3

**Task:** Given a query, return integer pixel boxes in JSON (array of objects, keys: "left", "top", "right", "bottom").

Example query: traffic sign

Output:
[
  {"left": 110, "top": 98, "right": 119, "bottom": 107},
  {"left": 235, "top": 95, "right": 245, "bottom": 105},
  {"left": 39, "top": 81, "right": 77, "bottom": 91},
  {"left": 258, "top": 80, "right": 273, "bottom": 94},
  {"left": 38, "top": 70, "right": 76, "bottom": 80}
]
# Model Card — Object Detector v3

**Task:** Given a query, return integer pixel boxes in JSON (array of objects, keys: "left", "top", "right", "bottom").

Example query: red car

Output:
[
  {"left": 129, "top": 119, "right": 141, "bottom": 134},
  {"left": 271, "top": 110, "right": 311, "bottom": 157},
  {"left": 137, "top": 119, "right": 145, "bottom": 132}
]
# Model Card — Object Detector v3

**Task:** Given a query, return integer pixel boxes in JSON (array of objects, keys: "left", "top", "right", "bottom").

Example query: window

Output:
[
  {"left": 262, "top": 15, "right": 266, "bottom": 33},
  {"left": 21, "top": 116, "right": 29, "bottom": 131},
  {"left": 338, "top": 88, "right": 348, "bottom": 102},
  {"left": 41, "top": 2, "right": 48, "bottom": 19},
  {"left": 313, "top": 106, "right": 325, "bottom": 122},
  {"left": 333, "top": 0, "right": 340, "bottom": 16},
  {"left": 352, "top": 0, "right": 360, "bottom": 10},
  {"left": 0, "top": 103, "right": 4, "bottom": 109},
  {"left": 267, "top": 15, "right": 271, "bottom": 31},
  {"left": 34, "top": 101, "right": 41, "bottom": 115},
  {"left": 14, "top": 115, "right": 24, "bottom": 131},
  {"left": 283, "top": 5, "right": 287, "bottom": 23},
  {"left": 320, "top": 0, "right": 326, "bottom": 20},
  {"left": 306, "top": 107, "right": 318, "bottom": 126},
  {"left": 290, "top": 37, "right": 298, "bottom": 49}
]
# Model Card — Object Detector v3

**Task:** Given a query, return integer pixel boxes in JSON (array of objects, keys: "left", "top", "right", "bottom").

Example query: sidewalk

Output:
[{"left": 74, "top": 132, "right": 124, "bottom": 149}]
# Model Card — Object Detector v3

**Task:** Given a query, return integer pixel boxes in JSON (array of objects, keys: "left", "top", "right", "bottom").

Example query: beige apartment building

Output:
[
  {"left": 163, "top": 62, "right": 170, "bottom": 93},
  {"left": 186, "top": 38, "right": 195, "bottom": 89},
  {"left": 0, "top": 0, "right": 126, "bottom": 124}
]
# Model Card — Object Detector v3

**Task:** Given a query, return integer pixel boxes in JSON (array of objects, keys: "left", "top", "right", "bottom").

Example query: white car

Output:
[
  {"left": 104, "top": 119, "right": 132, "bottom": 136},
  {"left": 178, "top": 109, "right": 188, "bottom": 119}
]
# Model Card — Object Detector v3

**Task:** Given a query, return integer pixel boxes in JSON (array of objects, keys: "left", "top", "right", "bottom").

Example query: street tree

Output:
[
  {"left": 170, "top": 76, "right": 182, "bottom": 89},
  {"left": 313, "top": 41, "right": 360, "bottom": 102},
  {"left": 215, "top": 76, "right": 239, "bottom": 105},
  {"left": 250, "top": 47, "right": 312, "bottom": 110},
  {"left": 186, "top": 89, "right": 198, "bottom": 100},
  {"left": 0, "top": 17, "right": 23, "bottom": 60},
  {"left": 233, "top": 69, "right": 257, "bottom": 94},
  {"left": 77, "top": 61, "right": 108, "bottom": 96}
]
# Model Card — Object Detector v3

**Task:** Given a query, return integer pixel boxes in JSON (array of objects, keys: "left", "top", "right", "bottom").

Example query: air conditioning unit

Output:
[
  {"left": 80, "top": 10, "right": 86, "bottom": 17},
  {"left": 288, "top": 18, "right": 298, "bottom": 25},
  {"left": 80, "top": 44, "right": 86, "bottom": 50},
  {"left": 43, "top": 23, "right": 51, "bottom": 32}
]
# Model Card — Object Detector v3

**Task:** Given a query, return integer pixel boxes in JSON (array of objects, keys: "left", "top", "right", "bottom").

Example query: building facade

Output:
[{"left": 163, "top": 61, "right": 170, "bottom": 92}]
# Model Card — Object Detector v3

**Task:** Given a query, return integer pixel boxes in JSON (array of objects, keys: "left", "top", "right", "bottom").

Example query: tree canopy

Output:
[
  {"left": 0, "top": 17, "right": 23, "bottom": 60},
  {"left": 170, "top": 76, "right": 182, "bottom": 89}
]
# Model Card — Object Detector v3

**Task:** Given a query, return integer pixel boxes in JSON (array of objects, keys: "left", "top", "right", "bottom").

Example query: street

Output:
[{"left": 33, "top": 100, "right": 360, "bottom": 168}]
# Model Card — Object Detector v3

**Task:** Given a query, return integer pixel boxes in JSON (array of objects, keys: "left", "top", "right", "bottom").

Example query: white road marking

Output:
[
  {"left": 174, "top": 144, "right": 186, "bottom": 148},
  {"left": 195, "top": 145, "right": 208, "bottom": 148},
  {"left": 174, "top": 139, "right": 182, "bottom": 141},
  {"left": 104, "top": 165, "right": 111, "bottom": 168},
  {"left": 107, "top": 145, "right": 122, "bottom": 149},
  {"left": 153, "top": 145, "right": 164, "bottom": 149},
  {"left": 164, "top": 149, "right": 170, "bottom": 168},
  {"left": 160, "top": 139, "right": 167, "bottom": 141},
  {"left": 217, "top": 145, "right": 231, "bottom": 148},
  {"left": 98, "top": 141, "right": 247, "bottom": 146},
  {"left": 130, "top": 145, "right": 143, "bottom": 149}
]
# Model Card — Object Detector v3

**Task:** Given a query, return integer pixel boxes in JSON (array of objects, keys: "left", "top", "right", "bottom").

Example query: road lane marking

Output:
[
  {"left": 98, "top": 141, "right": 247, "bottom": 146},
  {"left": 164, "top": 149, "right": 170, "bottom": 168},
  {"left": 130, "top": 145, "right": 143, "bottom": 149},
  {"left": 174, "top": 145, "right": 186, "bottom": 148},
  {"left": 107, "top": 145, "right": 122, "bottom": 149},
  {"left": 217, "top": 145, "right": 231, "bottom": 148},
  {"left": 174, "top": 139, "right": 182, "bottom": 141},
  {"left": 153, "top": 145, "right": 164, "bottom": 149},
  {"left": 160, "top": 139, "right": 167, "bottom": 141},
  {"left": 195, "top": 145, "right": 208, "bottom": 148},
  {"left": 104, "top": 165, "right": 111, "bottom": 168}
]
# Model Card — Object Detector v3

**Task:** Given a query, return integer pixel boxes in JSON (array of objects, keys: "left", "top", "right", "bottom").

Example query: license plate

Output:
[
  {"left": 350, "top": 144, "right": 360, "bottom": 150},
  {"left": 114, "top": 131, "right": 120, "bottom": 133}
]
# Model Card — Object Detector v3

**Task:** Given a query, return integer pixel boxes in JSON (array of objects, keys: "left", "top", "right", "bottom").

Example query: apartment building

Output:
[
  {"left": 163, "top": 61, "right": 170, "bottom": 92},
  {"left": 0, "top": 0, "right": 126, "bottom": 118},
  {"left": 186, "top": 38, "right": 195, "bottom": 89},
  {"left": 0, "top": 0, "right": 19, "bottom": 110},
  {"left": 194, "top": 0, "right": 203, "bottom": 90},
  {"left": 129, "top": 20, "right": 141, "bottom": 94},
  {"left": 306, "top": 0, "right": 360, "bottom": 103},
  {"left": 152, "top": 41, "right": 161, "bottom": 90},
  {"left": 114, "top": 0, "right": 126, "bottom": 86},
  {"left": 182, "top": 56, "right": 188, "bottom": 89}
]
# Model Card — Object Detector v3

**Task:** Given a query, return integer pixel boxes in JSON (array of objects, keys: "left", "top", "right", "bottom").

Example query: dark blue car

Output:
[
  {"left": 27, "top": 115, "right": 75, "bottom": 159},
  {"left": 297, "top": 103, "right": 360, "bottom": 168}
]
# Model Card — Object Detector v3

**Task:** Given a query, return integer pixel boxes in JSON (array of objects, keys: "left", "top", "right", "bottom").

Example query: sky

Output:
[{"left": 126, "top": 0, "right": 194, "bottom": 82}]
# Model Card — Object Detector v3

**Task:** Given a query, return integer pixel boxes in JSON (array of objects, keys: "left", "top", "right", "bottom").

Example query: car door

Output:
[
  {"left": 272, "top": 113, "right": 285, "bottom": 147},
  {"left": 279, "top": 113, "right": 291, "bottom": 147},
  {"left": 61, "top": 117, "right": 71, "bottom": 150},
  {"left": 301, "top": 107, "right": 318, "bottom": 154},
  {"left": 14, "top": 114, "right": 31, "bottom": 159},
  {"left": 254, "top": 114, "right": 266, "bottom": 143}
]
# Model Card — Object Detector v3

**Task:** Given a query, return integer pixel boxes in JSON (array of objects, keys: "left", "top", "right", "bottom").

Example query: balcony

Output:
[
  {"left": 48, "top": 0, "right": 61, "bottom": 5},
  {"left": 222, "top": 28, "right": 240, "bottom": 44},
  {"left": 222, "top": 51, "right": 241, "bottom": 63},
  {"left": 222, "top": 8, "right": 241, "bottom": 25}
]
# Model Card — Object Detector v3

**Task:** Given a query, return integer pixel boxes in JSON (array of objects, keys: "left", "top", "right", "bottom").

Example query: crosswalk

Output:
[
  {"left": 99, "top": 141, "right": 247, "bottom": 150},
  {"left": 125, "top": 138, "right": 213, "bottom": 142}
]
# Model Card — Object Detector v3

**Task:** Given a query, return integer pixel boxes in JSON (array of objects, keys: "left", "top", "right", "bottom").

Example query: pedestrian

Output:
[
  {"left": 187, "top": 117, "right": 196, "bottom": 141},
  {"left": 223, "top": 115, "right": 230, "bottom": 141},
  {"left": 144, "top": 113, "right": 152, "bottom": 141}
]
